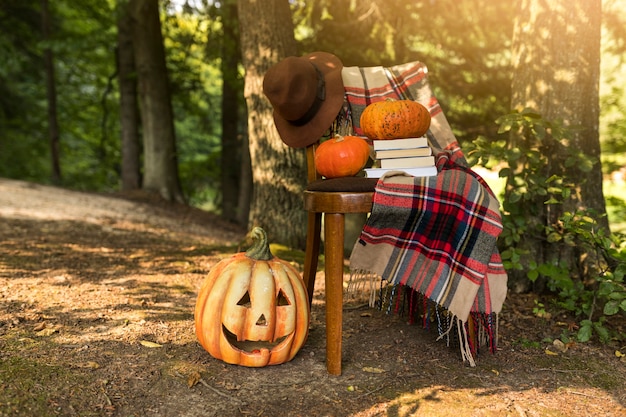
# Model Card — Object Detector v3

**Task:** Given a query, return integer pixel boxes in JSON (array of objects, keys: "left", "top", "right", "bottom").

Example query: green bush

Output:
[{"left": 467, "top": 108, "right": 626, "bottom": 343}]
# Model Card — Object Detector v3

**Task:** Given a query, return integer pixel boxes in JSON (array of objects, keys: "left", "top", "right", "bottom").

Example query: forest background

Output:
[{"left": 1, "top": 0, "right": 625, "bottom": 343}]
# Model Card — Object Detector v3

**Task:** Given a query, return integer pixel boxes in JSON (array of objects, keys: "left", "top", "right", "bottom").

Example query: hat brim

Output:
[{"left": 272, "top": 52, "right": 344, "bottom": 148}]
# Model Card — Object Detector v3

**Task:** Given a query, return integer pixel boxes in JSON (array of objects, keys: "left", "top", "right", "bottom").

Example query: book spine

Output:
[
  {"left": 364, "top": 166, "right": 437, "bottom": 178},
  {"left": 374, "top": 148, "right": 432, "bottom": 159},
  {"left": 379, "top": 156, "right": 435, "bottom": 169},
  {"left": 372, "top": 137, "right": 428, "bottom": 151}
]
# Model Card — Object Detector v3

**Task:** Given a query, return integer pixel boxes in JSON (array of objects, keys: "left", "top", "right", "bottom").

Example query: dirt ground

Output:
[{"left": 1, "top": 177, "right": 625, "bottom": 417}]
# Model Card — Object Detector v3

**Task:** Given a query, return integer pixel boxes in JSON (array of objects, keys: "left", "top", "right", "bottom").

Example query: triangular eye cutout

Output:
[
  {"left": 276, "top": 289, "right": 290, "bottom": 306},
  {"left": 237, "top": 291, "right": 251, "bottom": 308}
]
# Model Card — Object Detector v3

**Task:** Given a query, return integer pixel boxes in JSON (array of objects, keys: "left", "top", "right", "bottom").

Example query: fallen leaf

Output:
[
  {"left": 187, "top": 371, "right": 201, "bottom": 388},
  {"left": 36, "top": 327, "right": 59, "bottom": 337},
  {"left": 76, "top": 361, "right": 100, "bottom": 369},
  {"left": 363, "top": 366, "right": 385, "bottom": 373},
  {"left": 140, "top": 340, "right": 162, "bottom": 348},
  {"left": 615, "top": 350, "right": 624, "bottom": 358},
  {"left": 545, "top": 348, "right": 558, "bottom": 356},
  {"left": 552, "top": 339, "right": 568, "bottom": 353},
  {"left": 33, "top": 322, "right": 46, "bottom": 332},
  {"left": 491, "top": 369, "right": 500, "bottom": 376}
]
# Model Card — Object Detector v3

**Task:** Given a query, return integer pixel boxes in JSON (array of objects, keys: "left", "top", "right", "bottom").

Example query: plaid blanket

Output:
[{"left": 343, "top": 62, "right": 508, "bottom": 365}]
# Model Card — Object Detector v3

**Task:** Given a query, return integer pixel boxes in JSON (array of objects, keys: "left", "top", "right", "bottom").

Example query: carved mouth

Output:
[{"left": 222, "top": 325, "right": 292, "bottom": 353}]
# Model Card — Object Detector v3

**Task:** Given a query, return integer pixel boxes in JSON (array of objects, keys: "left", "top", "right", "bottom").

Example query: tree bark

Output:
[
  {"left": 117, "top": 0, "right": 141, "bottom": 191},
  {"left": 41, "top": 0, "right": 61, "bottom": 184},
  {"left": 130, "top": 0, "right": 184, "bottom": 202},
  {"left": 509, "top": 0, "right": 606, "bottom": 290},
  {"left": 237, "top": 131, "right": 252, "bottom": 227},
  {"left": 237, "top": 0, "right": 308, "bottom": 248}
]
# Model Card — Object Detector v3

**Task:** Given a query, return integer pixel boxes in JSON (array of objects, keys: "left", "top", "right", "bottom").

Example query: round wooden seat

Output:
[{"left": 303, "top": 190, "right": 373, "bottom": 213}]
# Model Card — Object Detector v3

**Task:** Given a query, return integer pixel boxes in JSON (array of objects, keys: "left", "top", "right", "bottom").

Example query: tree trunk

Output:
[
  {"left": 237, "top": 0, "right": 308, "bottom": 248},
  {"left": 220, "top": 0, "right": 244, "bottom": 223},
  {"left": 130, "top": 0, "right": 184, "bottom": 203},
  {"left": 237, "top": 131, "right": 252, "bottom": 227},
  {"left": 509, "top": 0, "right": 606, "bottom": 291},
  {"left": 117, "top": 0, "right": 141, "bottom": 191},
  {"left": 41, "top": 0, "right": 61, "bottom": 184}
]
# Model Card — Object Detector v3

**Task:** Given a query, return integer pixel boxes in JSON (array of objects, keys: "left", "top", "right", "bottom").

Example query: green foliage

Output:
[
  {"left": 468, "top": 109, "right": 626, "bottom": 343},
  {"left": 538, "top": 211, "right": 626, "bottom": 343},
  {"left": 0, "top": 1, "right": 224, "bottom": 203},
  {"left": 0, "top": 1, "right": 49, "bottom": 181},
  {"left": 0, "top": 0, "right": 121, "bottom": 189},
  {"left": 162, "top": 10, "right": 225, "bottom": 206}
]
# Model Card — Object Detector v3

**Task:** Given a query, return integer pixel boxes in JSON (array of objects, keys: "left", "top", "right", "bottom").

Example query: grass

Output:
[{"left": 0, "top": 355, "right": 89, "bottom": 416}]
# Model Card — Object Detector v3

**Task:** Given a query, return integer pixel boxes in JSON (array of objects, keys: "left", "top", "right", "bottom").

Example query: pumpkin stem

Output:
[{"left": 245, "top": 227, "right": 274, "bottom": 261}]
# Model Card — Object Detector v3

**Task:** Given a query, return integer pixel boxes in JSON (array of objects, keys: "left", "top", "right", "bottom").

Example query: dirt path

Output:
[{"left": 1, "top": 178, "right": 625, "bottom": 417}]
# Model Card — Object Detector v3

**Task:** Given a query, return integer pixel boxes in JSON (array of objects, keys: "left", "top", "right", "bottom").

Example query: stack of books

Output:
[{"left": 363, "top": 136, "right": 437, "bottom": 178}]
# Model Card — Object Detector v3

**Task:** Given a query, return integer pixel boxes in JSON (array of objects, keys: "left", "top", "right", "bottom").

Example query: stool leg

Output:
[
  {"left": 468, "top": 313, "right": 477, "bottom": 357},
  {"left": 303, "top": 212, "right": 322, "bottom": 306},
  {"left": 324, "top": 213, "right": 344, "bottom": 375}
]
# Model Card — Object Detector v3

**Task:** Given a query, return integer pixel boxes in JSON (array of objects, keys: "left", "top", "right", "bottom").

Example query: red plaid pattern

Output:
[{"left": 345, "top": 62, "right": 508, "bottom": 364}]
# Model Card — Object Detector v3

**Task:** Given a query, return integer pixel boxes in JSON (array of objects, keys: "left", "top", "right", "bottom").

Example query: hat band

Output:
[{"left": 290, "top": 63, "right": 326, "bottom": 127}]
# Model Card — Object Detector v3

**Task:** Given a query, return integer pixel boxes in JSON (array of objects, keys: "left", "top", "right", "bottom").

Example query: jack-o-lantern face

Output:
[{"left": 195, "top": 228, "right": 309, "bottom": 367}]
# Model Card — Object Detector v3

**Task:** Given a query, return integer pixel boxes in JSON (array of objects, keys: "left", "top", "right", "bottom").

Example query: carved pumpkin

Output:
[
  {"left": 314, "top": 134, "right": 371, "bottom": 178},
  {"left": 360, "top": 99, "right": 431, "bottom": 140},
  {"left": 194, "top": 227, "right": 309, "bottom": 367}
]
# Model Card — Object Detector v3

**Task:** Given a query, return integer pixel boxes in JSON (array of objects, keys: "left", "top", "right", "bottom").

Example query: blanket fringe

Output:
[
  {"left": 347, "top": 269, "right": 379, "bottom": 307},
  {"left": 348, "top": 272, "right": 499, "bottom": 366}
]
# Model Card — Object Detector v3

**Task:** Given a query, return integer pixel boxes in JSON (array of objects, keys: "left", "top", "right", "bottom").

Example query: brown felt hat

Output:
[{"left": 263, "top": 52, "right": 344, "bottom": 148}]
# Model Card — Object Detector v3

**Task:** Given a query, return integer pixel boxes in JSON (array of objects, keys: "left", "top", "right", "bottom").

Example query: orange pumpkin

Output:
[
  {"left": 314, "top": 134, "right": 371, "bottom": 178},
  {"left": 194, "top": 227, "right": 309, "bottom": 367},
  {"left": 360, "top": 99, "right": 431, "bottom": 140}
]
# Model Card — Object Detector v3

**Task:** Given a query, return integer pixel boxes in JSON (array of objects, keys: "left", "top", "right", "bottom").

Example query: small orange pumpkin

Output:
[
  {"left": 194, "top": 227, "right": 309, "bottom": 367},
  {"left": 314, "top": 134, "right": 371, "bottom": 178},
  {"left": 360, "top": 99, "right": 431, "bottom": 140}
]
